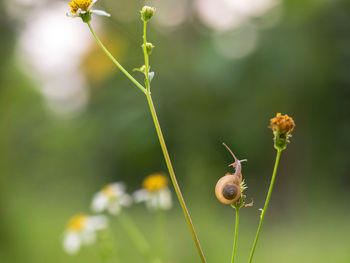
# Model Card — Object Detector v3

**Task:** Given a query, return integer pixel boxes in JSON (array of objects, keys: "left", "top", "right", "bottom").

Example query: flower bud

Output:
[
  {"left": 269, "top": 113, "right": 295, "bottom": 151},
  {"left": 140, "top": 6, "right": 155, "bottom": 22},
  {"left": 142, "top": 42, "right": 155, "bottom": 55}
]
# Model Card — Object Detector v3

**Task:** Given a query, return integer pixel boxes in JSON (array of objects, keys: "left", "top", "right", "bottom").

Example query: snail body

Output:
[{"left": 215, "top": 143, "right": 246, "bottom": 205}]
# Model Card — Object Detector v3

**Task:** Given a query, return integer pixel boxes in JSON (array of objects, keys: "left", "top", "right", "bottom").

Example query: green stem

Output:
[
  {"left": 142, "top": 20, "right": 207, "bottom": 263},
  {"left": 231, "top": 207, "right": 239, "bottom": 263},
  {"left": 248, "top": 149, "right": 282, "bottom": 263},
  {"left": 156, "top": 208, "right": 165, "bottom": 260},
  {"left": 142, "top": 21, "right": 150, "bottom": 93},
  {"left": 118, "top": 212, "right": 163, "bottom": 263},
  {"left": 96, "top": 230, "right": 118, "bottom": 263},
  {"left": 87, "top": 23, "right": 147, "bottom": 95},
  {"left": 145, "top": 94, "right": 207, "bottom": 263},
  {"left": 118, "top": 212, "right": 151, "bottom": 258},
  {"left": 87, "top": 19, "right": 206, "bottom": 263}
]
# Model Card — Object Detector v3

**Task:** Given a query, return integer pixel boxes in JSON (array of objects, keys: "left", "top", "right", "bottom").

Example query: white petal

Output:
[
  {"left": 91, "top": 192, "right": 108, "bottom": 213},
  {"left": 63, "top": 232, "right": 81, "bottom": 255},
  {"left": 86, "top": 215, "right": 109, "bottom": 230},
  {"left": 88, "top": 0, "right": 99, "bottom": 10},
  {"left": 133, "top": 189, "right": 149, "bottom": 202},
  {"left": 77, "top": 8, "right": 87, "bottom": 15},
  {"left": 81, "top": 230, "right": 96, "bottom": 245},
  {"left": 119, "top": 194, "right": 132, "bottom": 207},
  {"left": 159, "top": 188, "right": 172, "bottom": 210},
  {"left": 91, "top": 10, "right": 111, "bottom": 17},
  {"left": 66, "top": 12, "right": 78, "bottom": 18},
  {"left": 110, "top": 182, "right": 126, "bottom": 195},
  {"left": 108, "top": 202, "right": 121, "bottom": 215},
  {"left": 146, "top": 194, "right": 158, "bottom": 210}
]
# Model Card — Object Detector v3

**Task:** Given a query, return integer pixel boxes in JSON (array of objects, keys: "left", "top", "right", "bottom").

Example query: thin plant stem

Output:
[
  {"left": 156, "top": 208, "right": 165, "bottom": 260},
  {"left": 231, "top": 207, "right": 240, "bottom": 263},
  {"left": 118, "top": 212, "right": 163, "bottom": 263},
  {"left": 142, "top": 21, "right": 207, "bottom": 263},
  {"left": 87, "top": 21, "right": 206, "bottom": 263},
  {"left": 142, "top": 21, "right": 150, "bottom": 93},
  {"left": 248, "top": 149, "right": 282, "bottom": 263},
  {"left": 118, "top": 212, "right": 151, "bottom": 258},
  {"left": 96, "top": 230, "right": 118, "bottom": 263},
  {"left": 87, "top": 23, "right": 147, "bottom": 95},
  {"left": 145, "top": 94, "right": 206, "bottom": 263},
  {"left": 156, "top": 194, "right": 165, "bottom": 260}
]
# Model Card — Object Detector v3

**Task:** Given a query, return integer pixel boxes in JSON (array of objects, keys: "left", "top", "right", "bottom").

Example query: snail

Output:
[{"left": 215, "top": 143, "right": 247, "bottom": 205}]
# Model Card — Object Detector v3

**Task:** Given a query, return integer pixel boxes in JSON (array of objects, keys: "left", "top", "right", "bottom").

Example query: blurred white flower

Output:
[
  {"left": 66, "top": 0, "right": 110, "bottom": 19},
  {"left": 91, "top": 182, "right": 132, "bottom": 215},
  {"left": 134, "top": 174, "right": 172, "bottom": 211},
  {"left": 63, "top": 214, "right": 108, "bottom": 255}
]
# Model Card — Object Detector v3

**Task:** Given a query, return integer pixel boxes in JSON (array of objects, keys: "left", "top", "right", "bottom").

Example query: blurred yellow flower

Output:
[
  {"left": 91, "top": 182, "right": 132, "bottom": 215},
  {"left": 63, "top": 214, "right": 108, "bottom": 255},
  {"left": 134, "top": 174, "right": 172, "bottom": 211},
  {"left": 67, "top": 214, "right": 87, "bottom": 232},
  {"left": 143, "top": 174, "right": 168, "bottom": 192}
]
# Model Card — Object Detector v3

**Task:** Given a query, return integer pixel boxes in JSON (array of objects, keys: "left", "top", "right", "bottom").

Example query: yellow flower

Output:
[
  {"left": 69, "top": 0, "right": 93, "bottom": 14},
  {"left": 67, "top": 214, "right": 88, "bottom": 231},
  {"left": 142, "top": 174, "right": 168, "bottom": 192},
  {"left": 66, "top": 0, "right": 110, "bottom": 22},
  {"left": 63, "top": 214, "right": 108, "bottom": 255},
  {"left": 91, "top": 182, "right": 132, "bottom": 215},
  {"left": 134, "top": 174, "right": 172, "bottom": 211}
]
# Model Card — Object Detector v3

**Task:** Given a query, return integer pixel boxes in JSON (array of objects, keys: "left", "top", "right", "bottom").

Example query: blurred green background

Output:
[{"left": 0, "top": 0, "right": 349, "bottom": 262}]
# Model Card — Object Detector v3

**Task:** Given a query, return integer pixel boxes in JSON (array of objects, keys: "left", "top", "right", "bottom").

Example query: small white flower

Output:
[
  {"left": 63, "top": 214, "right": 108, "bottom": 255},
  {"left": 133, "top": 174, "right": 172, "bottom": 211},
  {"left": 91, "top": 182, "right": 132, "bottom": 215},
  {"left": 66, "top": 0, "right": 110, "bottom": 19}
]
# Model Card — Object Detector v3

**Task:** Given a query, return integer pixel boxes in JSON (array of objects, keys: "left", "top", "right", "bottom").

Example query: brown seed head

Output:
[{"left": 269, "top": 113, "right": 295, "bottom": 135}]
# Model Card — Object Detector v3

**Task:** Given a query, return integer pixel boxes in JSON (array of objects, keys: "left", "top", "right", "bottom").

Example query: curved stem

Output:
[
  {"left": 248, "top": 149, "right": 282, "bottom": 263},
  {"left": 87, "top": 23, "right": 147, "bottom": 95},
  {"left": 87, "top": 19, "right": 206, "bottom": 263},
  {"left": 142, "top": 21, "right": 207, "bottom": 263},
  {"left": 146, "top": 94, "right": 207, "bottom": 263},
  {"left": 231, "top": 207, "right": 240, "bottom": 263}
]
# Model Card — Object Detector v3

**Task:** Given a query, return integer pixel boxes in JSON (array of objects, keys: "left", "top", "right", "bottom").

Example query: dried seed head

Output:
[
  {"left": 269, "top": 113, "right": 295, "bottom": 151},
  {"left": 269, "top": 113, "right": 295, "bottom": 135}
]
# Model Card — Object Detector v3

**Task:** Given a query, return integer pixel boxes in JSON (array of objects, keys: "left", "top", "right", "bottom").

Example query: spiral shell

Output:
[{"left": 215, "top": 173, "right": 242, "bottom": 204}]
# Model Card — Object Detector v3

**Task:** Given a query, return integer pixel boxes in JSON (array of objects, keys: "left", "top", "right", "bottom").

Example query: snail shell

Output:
[
  {"left": 216, "top": 143, "right": 245, "bottom": 205},
  {"left": 215, "top": 173, "right": 242, "bottom": 204}
]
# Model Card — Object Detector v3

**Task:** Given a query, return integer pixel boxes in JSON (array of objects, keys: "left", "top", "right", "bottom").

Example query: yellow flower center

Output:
[
  {"left": 142, "top": 174, "right": 168, "bottom": 192},
  {"left": 102, "top": 184, "right": 116, "bottom": 198},
  {"left": 67, "top": 214, "right": 88, "bottom": 232},
  {"left": 68, "top": 0, "right": 93, "bottom": 14}
]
